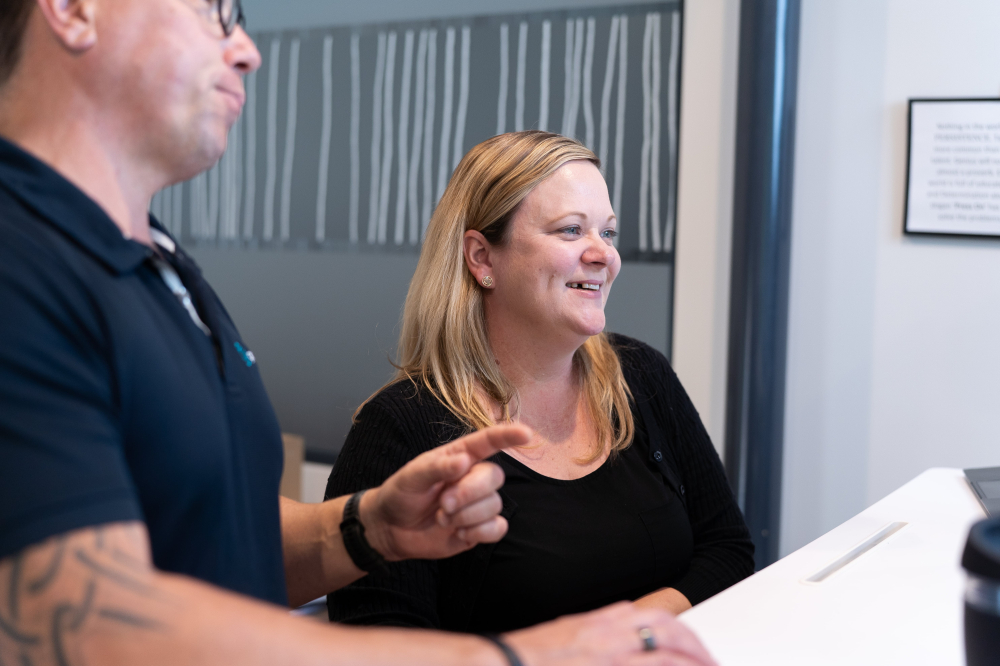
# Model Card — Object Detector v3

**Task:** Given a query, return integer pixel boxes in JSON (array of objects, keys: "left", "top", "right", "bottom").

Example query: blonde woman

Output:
[{"left": 325, "top": 131, "right": 753, "bottom": 633}]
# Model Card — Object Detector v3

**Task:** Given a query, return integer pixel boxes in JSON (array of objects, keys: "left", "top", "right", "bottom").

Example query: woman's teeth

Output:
[{"left": 568, "top": 283, "right": 600, "bottom": 291}]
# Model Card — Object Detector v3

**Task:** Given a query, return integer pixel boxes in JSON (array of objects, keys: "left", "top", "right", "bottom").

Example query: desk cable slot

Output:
[{"left": 802, "top": 521, "right": 908, "bottom": 584}]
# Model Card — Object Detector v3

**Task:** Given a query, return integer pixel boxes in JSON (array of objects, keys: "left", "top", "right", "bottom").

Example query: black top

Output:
[
  {"left": 325, "top": 335, "right": 753, "bottom": 631},
  {"left": 0, "top": 136, "right": 288, "bottom": 605}
]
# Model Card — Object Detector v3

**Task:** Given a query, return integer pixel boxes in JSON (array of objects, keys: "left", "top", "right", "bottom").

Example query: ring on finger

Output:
[{"left": 637, "top": 626, "right": 656, "bottom": 652}]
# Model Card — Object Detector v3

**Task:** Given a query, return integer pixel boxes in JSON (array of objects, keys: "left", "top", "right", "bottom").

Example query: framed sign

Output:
[{"left": 904, "top": 98, "right": 1000, "bottom": 239}]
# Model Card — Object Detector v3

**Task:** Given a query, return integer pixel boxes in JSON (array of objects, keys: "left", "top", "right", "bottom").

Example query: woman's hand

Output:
[
  {"left": 633, "top": 588, "right": 693, "bottom": 616},
  {"left": 360, "top": 424, "right": 531, "bottom": 561},
  {"left": 505, "top": 601, "right": 717, "bottom": 666}
]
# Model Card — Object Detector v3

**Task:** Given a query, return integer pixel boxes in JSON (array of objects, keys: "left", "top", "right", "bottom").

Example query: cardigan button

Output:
[
  {"left": 680, "top": 485, "right": 686, "bottom": 495},
  {"left": 653, "top": 450, "right": 663, "bottom": 462}
]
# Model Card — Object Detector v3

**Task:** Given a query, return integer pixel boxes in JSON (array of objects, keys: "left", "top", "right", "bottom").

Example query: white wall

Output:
[
  {"left": 672, "top": 0, "right": 741, "bottom": 451},
  {"left": 782, "top": 0, "right": 1000, "bottom": 556}
]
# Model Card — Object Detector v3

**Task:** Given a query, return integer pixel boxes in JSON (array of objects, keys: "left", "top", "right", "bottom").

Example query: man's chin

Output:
[{"left": 171, "top": 138, "right": 227, "bottom": 183}]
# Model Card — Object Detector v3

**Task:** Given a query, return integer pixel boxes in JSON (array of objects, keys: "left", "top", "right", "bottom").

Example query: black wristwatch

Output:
[
  {"left": 339, "top": 490, "right": 389, "bottom": 574},
  {"left": 481, "top": 634, "right": 525, "bottom": 666}
]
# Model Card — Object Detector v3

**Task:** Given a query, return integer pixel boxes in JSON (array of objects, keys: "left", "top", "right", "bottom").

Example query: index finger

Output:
[{"left": 440, "top": 424, "right": 532, "bottom": 465}]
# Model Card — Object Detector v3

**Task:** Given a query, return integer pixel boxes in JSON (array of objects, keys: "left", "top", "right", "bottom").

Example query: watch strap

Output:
[
  {"left": 480, "top": 634, "right": 525, "bottom": 666},
  {"left": 340, "top": 490, "right": 388, "bottom": 574}
]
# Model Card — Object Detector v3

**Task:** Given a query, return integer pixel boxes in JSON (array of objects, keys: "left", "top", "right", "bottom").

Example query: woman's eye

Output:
[
  {"left": 560, "top": 226, "right": 582, "bottom": 236},
  {"left": 601, "top": 229, "right": 618, "bottom": 239}
]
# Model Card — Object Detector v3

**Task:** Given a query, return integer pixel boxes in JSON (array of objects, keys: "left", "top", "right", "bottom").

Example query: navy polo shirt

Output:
[{"left": 0, "top": 136, "right": 288, "bottom": 605}]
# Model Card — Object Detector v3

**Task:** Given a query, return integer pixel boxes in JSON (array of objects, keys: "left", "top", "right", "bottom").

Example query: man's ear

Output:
[
  {"left": 34, "top": 0, "right": 98, "bottom": 52},
  {"left": 463, "top": 230, "right": 495, "bottom": 286}
]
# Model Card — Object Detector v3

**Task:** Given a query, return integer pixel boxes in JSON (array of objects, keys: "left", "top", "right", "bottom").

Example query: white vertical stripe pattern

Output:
[
  {"left": 638, "top": 15, "right": 653, "bottom": 252},
  {"left": 279, "top": 38, "right": 300, "bottom": 243},
  {"left": 436, "top": 27, "right": 455, "bottom": 201},
  {"left": 197, "top": 174, "right": 206, "bottom": 239},
  {"left": 263, "top": 38, "right": 280, "bottom": 242},
  {"left": 173, "top": 185, "right": 182, "bottom": 236},
  {"left": 496, "top": 23, "right": 509, "bottom": 136},
  {"left": 316, "top": 35, "right": 334, "bottom": 243},
  {"left": 394, "top": 31, "right": 415, "bottom": 246},
  {"left": 221, "top": 118, "right": 239, "bottom": 239},
  {"left": 208, "top": 163, "right": 220, "bottom": 240},
  {"left": 226, "top": 128, "right": 236, "bottom": 238},
  {"left": 199, "top": 173, "right": 208, "bottom": 239},
  {"left": 612, "top": 16, "right": 628, "bottom": 238},
  {"left": 566, "top": 18, "right": 585, "bottom": 139},
  {"left": 174, "top": 184, "right": 184, "bottom": 237},
  {"left": 367, "top": 32, "right": 387, "bottom": 244},
  {"left": 164, "top": 188, "right": 172, "bottom": 230},
  {"left": 349, "top": 34, "right": 361, "bottom": 244},
  {"left": 242, "top": 70, "right": 257, "bottom": 240},
  {"left": 599, "top": 16, "right": 620, "bottom": 176},
  {"left": 408, "top": 30, "right": 428, "bottom": 245},
  {"left": 582, "top": 17, "right": 596, "bottom": 149},
  {"left": 202, "top": 162, "right": 219, "bottom": 239},
  {"left": 664, "top": 11, "right": 680, "bottom": 253},
  {"left": 451, "top": 26, "right": 471, "bottom": 170},
  {"left": 650, "top": 14, "right": 663, "bottom": 252},
  {"left": 539, "top": 20, "right": 551, "bottom": 131},
  {"left": 377, "top": 32, "right": 397, "bottom": 244},
  {"left": 231, "top": 110, "right": 243, "bottom": 239},
  {"left": 422, "top": 30, "right": 437, "bottom": 236},
  {"left": 181, "top": 13, "right": 677, "bottom": 255},
  {"left": 224, "top": 140, "right": 233, "bottom": 238},
  {"left": 234, "top": 117, "right": 244, "bottom": 239},
  {"left": 219, "top": 142, "right": 230, "bottom": 239},
  {"left": 189, "top": 174, "right": 200, "bottom": 238},
  {"left": 561, "top": 20, "right": 574, "bottom": 135},
  {"left": 515, "top": 22, "right": 528, "bottom": 132}
]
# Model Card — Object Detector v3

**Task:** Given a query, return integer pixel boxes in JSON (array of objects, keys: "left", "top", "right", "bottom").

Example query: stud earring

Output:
[{"left": 481, "top": 276, "right": 494, "bottom": 288}]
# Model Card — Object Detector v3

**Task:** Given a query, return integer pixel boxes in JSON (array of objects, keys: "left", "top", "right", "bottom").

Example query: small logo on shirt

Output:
[{"left": 234, "top": 341, "right": 256, "bottom": 368}]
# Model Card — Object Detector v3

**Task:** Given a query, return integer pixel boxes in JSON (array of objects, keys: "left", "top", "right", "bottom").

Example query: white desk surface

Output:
[{"left": 680, "top": 468, "right": 987, "bottom": 666}]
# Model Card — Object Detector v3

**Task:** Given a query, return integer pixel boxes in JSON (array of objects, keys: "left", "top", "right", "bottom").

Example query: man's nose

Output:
[{"left": 226, "top": 27, "right": 263, "bottom": 74}]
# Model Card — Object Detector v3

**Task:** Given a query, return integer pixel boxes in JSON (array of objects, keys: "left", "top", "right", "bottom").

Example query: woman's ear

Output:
[{"left": 463, "top": 230, "right": 495, "bottom": 287}]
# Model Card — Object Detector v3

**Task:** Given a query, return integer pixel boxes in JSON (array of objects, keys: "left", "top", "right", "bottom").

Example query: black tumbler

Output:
[{"left": 962, "top": 518, "right": 1000, "bottom": 666}]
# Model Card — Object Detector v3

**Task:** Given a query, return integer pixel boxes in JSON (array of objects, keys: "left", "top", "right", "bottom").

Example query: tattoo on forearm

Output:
[
  {"left": 73, "top": 551, "right": 154, "bottom": 597},
  {"left": 0, "top": 558, "right": 39, "bottom": 645},
  {"left": 0, "top": 525, "right": 171, "bottom": 666},
  {"left": 107, "top": 548, "right": 146, "bottom": 574},
  {"left": 26, "top": 540, "right": 66, "bottom": 596},
  {"left": 51, "top": 581, "right": 95, "bottom": 666},
  {"left": 95, "top": 608, "right": 164, "bottom": 631},
  {"left": 7, "top": 558, "right": 22, "bottom": 623}
]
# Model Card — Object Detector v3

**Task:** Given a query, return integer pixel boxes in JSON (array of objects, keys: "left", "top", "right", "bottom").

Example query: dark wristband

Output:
[
  {"left": 480, "top": 634, "right": 525, "bottom": 666},
  {"left": 339, "top": 490, "right": 388, "bottom": 574}
]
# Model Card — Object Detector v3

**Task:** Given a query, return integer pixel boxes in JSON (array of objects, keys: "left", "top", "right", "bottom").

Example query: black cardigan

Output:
[{"left": 325, "top": 334, "right": 754, "bottom": 629}]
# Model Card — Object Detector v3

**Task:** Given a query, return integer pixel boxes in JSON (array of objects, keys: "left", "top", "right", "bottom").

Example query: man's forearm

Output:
[
  {"left": 280, "top": 495, "right": 370, "bottom": 607},
  {"left": 0, "top": 523, "right": 504, "bottom": 666}
]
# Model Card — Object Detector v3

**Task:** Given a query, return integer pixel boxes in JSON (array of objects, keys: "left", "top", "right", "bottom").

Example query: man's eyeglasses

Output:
[{"left": 209, "top": 0, "right": 245, "bottom": 37}]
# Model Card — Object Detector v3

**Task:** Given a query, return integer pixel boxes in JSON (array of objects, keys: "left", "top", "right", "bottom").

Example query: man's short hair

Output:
[{"left": 0, "top": 0, "right": 35, "bottom": 88}]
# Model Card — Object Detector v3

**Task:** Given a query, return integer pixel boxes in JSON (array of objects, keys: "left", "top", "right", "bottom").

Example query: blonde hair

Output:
[{"left": 365, "top": 131, "right": 634, "bottom": 461}]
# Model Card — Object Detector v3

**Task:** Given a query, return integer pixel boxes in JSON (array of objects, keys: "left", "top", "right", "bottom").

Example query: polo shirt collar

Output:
[{"left": 0, "top": 134, "right": 152, "bottom": 275}]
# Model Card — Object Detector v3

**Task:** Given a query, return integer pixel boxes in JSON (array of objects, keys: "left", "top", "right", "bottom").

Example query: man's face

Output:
[{"left": 92, "top": 0, "right": 261, "bottom": 183}]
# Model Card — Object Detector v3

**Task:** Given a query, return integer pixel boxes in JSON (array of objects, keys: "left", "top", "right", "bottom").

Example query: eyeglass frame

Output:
[{"left": 211, "top": 0, "right": 246, "bottom": 37}]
